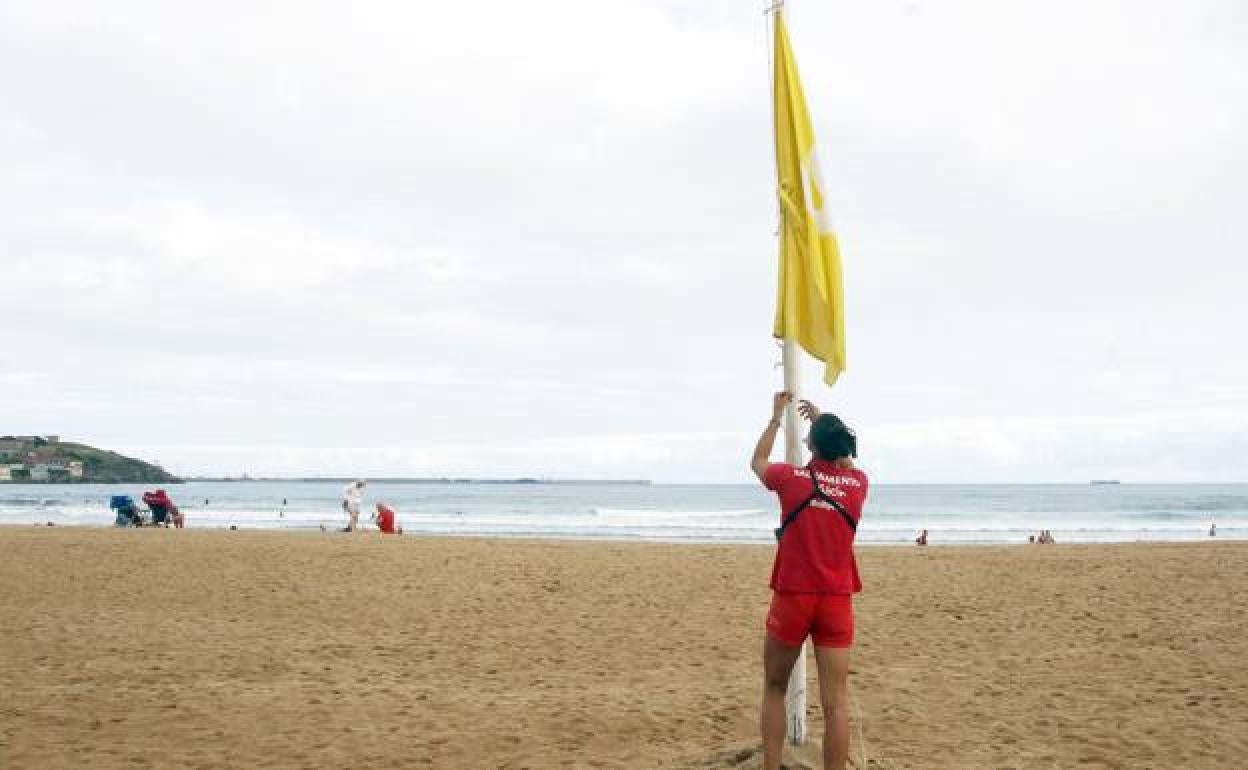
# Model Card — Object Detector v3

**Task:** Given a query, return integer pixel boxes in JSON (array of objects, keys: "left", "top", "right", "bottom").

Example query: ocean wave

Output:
[
  {"left": 1113, "top": 510, "right": 1245, "bottom": 520},
  {"left": 592, "top": 507, "right": 766, "bottom": 519},
  {"left": 0, "top": 497, "right": 61, "bottom": 506}
]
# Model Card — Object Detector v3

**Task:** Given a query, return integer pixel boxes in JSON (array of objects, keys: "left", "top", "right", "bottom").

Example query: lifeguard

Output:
[{"left": 751, "top": 392, "right": 868, "bottom": 770}]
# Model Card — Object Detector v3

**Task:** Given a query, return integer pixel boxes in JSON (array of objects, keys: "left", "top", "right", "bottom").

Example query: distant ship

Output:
[{"left": 1089, "top": 479, "right": 1121, "bottom": 485}]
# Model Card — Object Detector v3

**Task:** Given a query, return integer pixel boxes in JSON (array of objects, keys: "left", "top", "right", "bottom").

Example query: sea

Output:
[{"left": 0, "top": 481, "right": 1244, "bottom": 544}]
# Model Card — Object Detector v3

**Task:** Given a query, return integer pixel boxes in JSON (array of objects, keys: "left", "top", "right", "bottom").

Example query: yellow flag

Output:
[{"left": 772, "top": 11, "right": 846, "bottom": 385}]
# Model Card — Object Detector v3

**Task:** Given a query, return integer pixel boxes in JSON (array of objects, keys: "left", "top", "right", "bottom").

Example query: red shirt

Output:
[
  {"left": 376, "top": 505, "right": 398, "bottom": 534},
  {"left": 142, "top": 490, "right": 172, "bottom": 508},
  {"left": 763, "top": 460, "right": 868, "bottom": 593}
]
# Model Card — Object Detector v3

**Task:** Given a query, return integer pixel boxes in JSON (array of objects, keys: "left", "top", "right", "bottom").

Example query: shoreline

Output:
[
  {"left": 0, "top": 519, "right": 1240, "bottom": 546},
  {"left": 3, "top": 480, "right": 1240, "bottom": 546}
]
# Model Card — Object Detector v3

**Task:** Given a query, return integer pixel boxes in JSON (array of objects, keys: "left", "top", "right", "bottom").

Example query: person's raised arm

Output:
[
  {"left": 800, "top": 399, "right": 857, "bottom": 468},
  {"left": 750, "top": 392, "right": 792, "bottom": 481}
]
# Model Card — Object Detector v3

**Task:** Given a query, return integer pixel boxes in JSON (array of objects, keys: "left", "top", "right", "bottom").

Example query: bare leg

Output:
[
  {"left": 814, "top": 645, "right": 851, "bottom": 770},
  {"left": 761, "top": 635, "right": 803, "bottom": 770}
]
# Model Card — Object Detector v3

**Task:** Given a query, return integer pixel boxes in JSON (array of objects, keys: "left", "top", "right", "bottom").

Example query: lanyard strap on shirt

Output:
[{"left": 773, "top": 464, "right": 857, "bottom": 542}]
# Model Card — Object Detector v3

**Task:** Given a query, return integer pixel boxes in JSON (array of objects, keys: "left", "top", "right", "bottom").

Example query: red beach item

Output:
[{"left": 376, "top": 504, "right": 398, "bottom": 534}]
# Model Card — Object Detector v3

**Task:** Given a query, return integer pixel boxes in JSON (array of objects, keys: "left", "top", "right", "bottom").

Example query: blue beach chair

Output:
[{"left": 110, "top": 495, "right": 141, "bottom": 527}]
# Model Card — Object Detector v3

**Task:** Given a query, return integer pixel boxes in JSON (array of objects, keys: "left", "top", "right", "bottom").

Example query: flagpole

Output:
[
  {"left": 769, "top": 0, "right": 809, "bottom": 747},
  {"left": 780, "top": 340, "right": 808, "bottom": 746}
]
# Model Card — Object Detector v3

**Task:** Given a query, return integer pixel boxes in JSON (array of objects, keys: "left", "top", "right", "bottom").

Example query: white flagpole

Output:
[
  {"left": 781, "top": 339, "right": 807, "bottom": 745},
  {"left": 768, "top": 0, "right": 808, "bottom": 747}
]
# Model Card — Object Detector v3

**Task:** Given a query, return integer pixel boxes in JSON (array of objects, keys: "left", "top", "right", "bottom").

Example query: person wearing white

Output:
[{"left": 341, "top": 480, "right": 366, "bottom": 532}]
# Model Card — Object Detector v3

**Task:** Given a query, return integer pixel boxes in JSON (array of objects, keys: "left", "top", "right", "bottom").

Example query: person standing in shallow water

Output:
[
  {"left": 751, "top": 392, "right": 868, "bottom": 770},
  {"left": 341, "top": 480, "right": 366, "bottom": 532}
]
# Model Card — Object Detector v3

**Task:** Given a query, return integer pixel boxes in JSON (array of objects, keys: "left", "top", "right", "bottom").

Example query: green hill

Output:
[
  {"left": 57, "top": 443, "right": 181, "bottom": 484},
  {"left": 0, "top": 438, "right": 181, "bottom": 484}
]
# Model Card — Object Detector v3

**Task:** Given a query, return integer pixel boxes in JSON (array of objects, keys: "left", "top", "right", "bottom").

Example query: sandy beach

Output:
[{"left": 1, "top": 529, "right": 1245, "bottom": 769}]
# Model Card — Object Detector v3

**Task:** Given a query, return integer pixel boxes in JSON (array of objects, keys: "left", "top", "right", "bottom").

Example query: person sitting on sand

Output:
[
  {"left": 915, "top": 529, "right": 928, "bottom": 546},
  {"left": 142, "top": 489, "right": 176, "bottom": 527},
  {"left": 752, "top": 392, "right": 867, "bottom": 770},
  {"left": 341, "top": 480, "right": 366, "bottom": 532},
  {"left": 374, "top": 502, "right": 402, "bottom": 535}
]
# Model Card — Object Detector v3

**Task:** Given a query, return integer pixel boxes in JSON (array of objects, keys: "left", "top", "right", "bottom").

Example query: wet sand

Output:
[{"left": 1, "top": 529, "right": 1245, "bottom": 768}]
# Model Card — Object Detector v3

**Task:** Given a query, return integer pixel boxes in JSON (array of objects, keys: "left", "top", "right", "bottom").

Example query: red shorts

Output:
[{"left": 766, "top": 591, "right": 854, "bottom": 648}]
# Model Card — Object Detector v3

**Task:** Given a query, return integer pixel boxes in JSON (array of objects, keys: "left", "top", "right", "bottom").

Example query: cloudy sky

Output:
[{"left": 2, "top": 0, "right": 1245, "bottom": 482}]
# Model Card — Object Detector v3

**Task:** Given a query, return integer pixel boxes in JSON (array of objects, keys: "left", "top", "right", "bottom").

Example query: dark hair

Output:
[{"left": 809, "top": 414, "right": 857, "bottom": 460}]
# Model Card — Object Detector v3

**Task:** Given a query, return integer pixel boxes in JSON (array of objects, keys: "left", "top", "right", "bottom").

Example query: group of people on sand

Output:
[
  {"left": 916, "top": 528, "right": 1061, "bottom": 547},
  {"left": 107, "top": 480, "right": 402, "bottom": 534},
  {"left": 339, "top": 479, "right": 403, "bottom": 534},
  {"left": 110, "top": 489, "right": 184, "bottom": 528}
]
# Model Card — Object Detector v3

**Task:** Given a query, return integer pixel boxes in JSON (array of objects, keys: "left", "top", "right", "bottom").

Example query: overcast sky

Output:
[{"left": 2, "top": 0, "right": 1245, "bottom": 482}]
